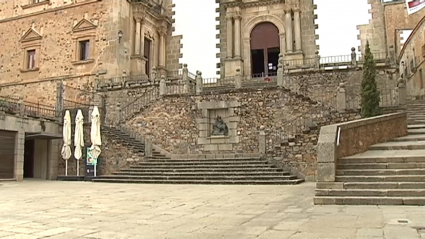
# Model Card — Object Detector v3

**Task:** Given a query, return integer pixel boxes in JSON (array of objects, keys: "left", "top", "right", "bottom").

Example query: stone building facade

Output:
[
  {"left": 357, "top": 0, "right": 425, "bottom": 57},
  {"left": 216, "top": 0, "right": 319, "bottom": 78},
  {"left": 398, "top": 15, "right": 425, "bottom": 98},
  {"left": 0, "top": 0, "right": 183, "bottom": 105}
]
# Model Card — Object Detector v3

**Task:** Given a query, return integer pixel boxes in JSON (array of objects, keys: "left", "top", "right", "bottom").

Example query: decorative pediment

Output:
[
  {"left": 72, "top": 19, "right": 97, "bottom": 32},
  {"left": 20, "top": 28, "right": 42, "bottom": 43}
]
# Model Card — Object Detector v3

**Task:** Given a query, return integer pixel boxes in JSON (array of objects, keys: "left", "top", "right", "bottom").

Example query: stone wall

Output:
[{"left": 166, "top": 35, "right": 183, "bottom": 74}]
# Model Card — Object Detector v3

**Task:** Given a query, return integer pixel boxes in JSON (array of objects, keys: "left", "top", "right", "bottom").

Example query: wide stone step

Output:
[
  {"left": 336, "top": 175, "right": 425, "bottom": 182},
  {"left": 120, "top": 168, "right": 284, "bottom": 173},
  {"left": 92, "top": 178, "right": 304, "bottom": 185},
  {"left": 112, "top": 171, "right": 290, "bottom": 176},
  {"left": 317, "top": 182, "right": 425, "bottom": 189},
  {"left": 338, "top": 162, "right": 425, "bottom": 169},
  {"left": 136, "top": 161, "right": 269, "bottom": 166},
  {"left": 391, "top": 134, "right": 425, "bottom": 142},
  {"left": 369, "top": 141, "right": 425, "bottom": 150},
  {"left": 315, "top": 189, "right": 425, "bottom": 197},
  {"left": 407, "top": 124, "right": 425, "bottom": 129},
  {"left": 147, "top": 157, "right": 261, "bottom": 163},
  {"left": 95, "top": 175, "right": 298, "bottom": 180},
  {"left": 336, "top": 169, "right": 425, "bottom": 176},
  {"left": 313, "top": 196, "right": 425, "bottom": 205},
  {"left": 129, "top": 164, "right": 275, "bottom": 169},
  {"left": 408, "top": 129, "right": 425, "bottom": 134},
  {"left": 339, "top": 150, "right": 425, "bottom": 163}
]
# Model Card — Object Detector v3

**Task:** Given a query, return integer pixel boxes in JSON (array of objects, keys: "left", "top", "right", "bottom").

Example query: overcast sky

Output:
[{"left": 173, "top": 0, "right": 372, "bottom": 78}]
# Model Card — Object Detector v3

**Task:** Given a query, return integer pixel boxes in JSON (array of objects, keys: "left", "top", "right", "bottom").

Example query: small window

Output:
[
  {"left": 27, "top": 50, "right": 36, "bottom": 69},
  {"left": 79, "top": 40, "right": 90, "bottom": 61}
]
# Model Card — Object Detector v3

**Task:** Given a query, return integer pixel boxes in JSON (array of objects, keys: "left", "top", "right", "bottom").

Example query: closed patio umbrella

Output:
[
  {"left": 74, "top": 109, "right": 84, "bottom": 176},
  {"left": 90, "top": 106, "right": 101, "bottom": 177},
  {"left": 61, "top": 110, "right": 72, "bottom": 176}
]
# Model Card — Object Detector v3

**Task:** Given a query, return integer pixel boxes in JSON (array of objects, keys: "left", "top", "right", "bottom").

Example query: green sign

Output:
[{"left": 86, "top": 148, "right": 97, "bottom": 165}]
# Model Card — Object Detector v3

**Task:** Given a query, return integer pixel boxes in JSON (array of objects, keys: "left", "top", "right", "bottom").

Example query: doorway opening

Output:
[
  {"left": 0, "top": 131, "right": 16, "bottom": 179},
  {"left": 250, "top": 22, "right": 280, "bottom": 78},
  {"left": 144, "top": 38, "right": 151, "bottom": 78},
  {"left": 24, "top": 139, "right": 35, "bottom": 178}
]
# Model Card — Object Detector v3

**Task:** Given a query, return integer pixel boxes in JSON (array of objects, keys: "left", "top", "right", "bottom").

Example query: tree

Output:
[{"left": 361, "top": 41, "right": 381, "bottom": 118}]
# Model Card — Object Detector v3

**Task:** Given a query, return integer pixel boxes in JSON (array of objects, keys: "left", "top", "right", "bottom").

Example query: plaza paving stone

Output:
[{"left": 0, "top": 180, "right": 425, "bottom": 238}]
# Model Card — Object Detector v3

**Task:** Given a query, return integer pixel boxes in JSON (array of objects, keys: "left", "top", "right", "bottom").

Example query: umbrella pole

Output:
[
  {"left": 94, "top": 162, "right": 97, "bottom": 177},
  {"left": 65, "top": 160, "right": 68, "bottom": 176},
  {"left": 77, "top": 160, "right": 79, "bottom": 176}
]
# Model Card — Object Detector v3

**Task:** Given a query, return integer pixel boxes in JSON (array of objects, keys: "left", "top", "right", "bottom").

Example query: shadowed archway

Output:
[{"left": 250, "top": 22, "right": 280, "bottom": 77}]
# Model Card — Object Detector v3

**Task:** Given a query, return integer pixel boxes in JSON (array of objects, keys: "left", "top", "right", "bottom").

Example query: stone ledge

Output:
[
  {"left": 21, "top": 0, "right": 50, "bottom": 9},
  {"left": 20, "top": 68, "right": 39, "bottom": 73},
  {"left": 71, "top": 59, "right": 95, "bottom": 65}
]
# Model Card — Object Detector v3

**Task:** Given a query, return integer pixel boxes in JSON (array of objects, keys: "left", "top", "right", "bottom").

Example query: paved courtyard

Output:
[{"left": 0, "top": 181, "right": 424, "bottom": 239}]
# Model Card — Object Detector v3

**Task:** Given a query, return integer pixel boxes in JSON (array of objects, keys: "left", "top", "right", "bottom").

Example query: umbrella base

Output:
[{"left": 57, "top": 175, "right": 86, "bottom": 181}]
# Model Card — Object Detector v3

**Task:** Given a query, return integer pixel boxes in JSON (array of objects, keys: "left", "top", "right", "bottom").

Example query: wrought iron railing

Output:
[
  {"left": 0, "top": 96, "right": 57, "bottom": 120},
  {"left": 120, "top": 86, "right": 160, "bottom": 123}
]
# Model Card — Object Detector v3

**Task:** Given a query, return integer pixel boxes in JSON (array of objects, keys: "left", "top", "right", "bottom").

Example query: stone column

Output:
[
  {"left": 145, "top": 136, "right": 152, "bottom": 158},
  {"left": 226, "top": 15, "right": 233, "bottom": 58},
  {"left": 134, "top": 18, "right": 141, "bottom": 55},
  {"left": 140, "top": 19, "right": 145, "bottom": 56},
  {"left": 159, "top": 28, "right": 166, "bottom": 67},
  {"left": 259, "top": 127, "right": 266, "bottom": 155},
  {"left": 285, "top": 10, "right": 293, "bottom": 53},
  {"left": 336, "top": 83, "right": 346, "bottom": 111},
  {"left": 195, "top": 71, "right": 203, "bottom": 95},
  {"left": 234, "top": 14, "right": 241, "bottom": 58},
  {"left": 14, "top": 130, "right": 25, "bottom": 181},
  {"left": 159, "top": 75, "right": 166, "bottom": 96},
  {"left": 235, "top": 68, "right": 242, "bottom": 89},
  {"left": 277, "top": 54, "right": 284, "bottom": 86},
  {"left": 294, "top": 9, "right": 302, "bottom": 52}
]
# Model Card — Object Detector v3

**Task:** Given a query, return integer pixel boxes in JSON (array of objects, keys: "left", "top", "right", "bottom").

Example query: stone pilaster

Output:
[
  {"left": 293, "top": 9, "right": 302, "bottom": 52},
  {"left": 159, "top": 27, "right": 166, "bottom": 67},
  {"left": 336, "top": 83, "right": 346, "bottom": 111},
  {"left": 226, "top": 15, "right": 233, "bottom": 58},
  {"left": 140, "top": 18, "right": 145, "bottom": 56},
  {"left": 14, "top": 130, "right": 25, "bottom": 181},
  {"left": 134, "top": 18, "right": 141, "bottom": 55},
  {"left": 234, "top": 14, "right": 241, "bottom": 58},
  {"left": 285, "top": 10, "right": 293, "bottom": 53}
]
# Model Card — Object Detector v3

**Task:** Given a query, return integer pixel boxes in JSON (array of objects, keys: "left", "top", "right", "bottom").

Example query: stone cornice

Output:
[
  {"left": 222, "top": 0, "right": 286, "bottom": 9},
  {"left": 0, "top": 0, "right": 100, "bottom": 24}
]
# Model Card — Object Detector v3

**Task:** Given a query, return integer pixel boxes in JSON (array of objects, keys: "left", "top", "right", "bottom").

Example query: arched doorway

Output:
[{"left": 250, "top": 22, "right": 280, "bottom": 77}]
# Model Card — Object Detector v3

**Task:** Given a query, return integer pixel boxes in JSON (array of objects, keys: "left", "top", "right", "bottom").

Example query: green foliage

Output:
[{"left": 361, "top": 41, "right": 381, "bottom": 118}]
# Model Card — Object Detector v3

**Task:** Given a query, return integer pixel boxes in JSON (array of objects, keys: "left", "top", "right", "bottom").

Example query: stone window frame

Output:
[
  {"left": 71, "top": 34, "right": 95, "bottom": 65},
  {"left": 20, "top": 37, "right": 41, "bottom": 73},
  {"left": 21, "top": 0, "right": 50, "bottom": 9}
]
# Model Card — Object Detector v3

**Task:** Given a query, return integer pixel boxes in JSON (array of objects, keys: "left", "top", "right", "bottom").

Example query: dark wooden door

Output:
[
  {"left": 250, "top": 22, "right": 280, "bottom": 76},
  {"left": 0, "top": 131, "right": 16, "bottom": 179}
]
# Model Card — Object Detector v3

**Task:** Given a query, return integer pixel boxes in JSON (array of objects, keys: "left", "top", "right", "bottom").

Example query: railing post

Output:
[
  {"left": 56, "top": 81, "right": 64, "bottom": 120},
  {"left": 336, "top": 83, "right": 347, "bottom": 111},
  {"left": 145, "top": 136, "right": 152, "bottom": 158},
  {"left": 18, "top": 98, "right": 24, "bottom": 117},
  {"left": 183, "top": 64, "right": 189, "bottom": 94},
  {"left": 259, "top": 126, "right": 266, "bottom": 156},
  {"left": 117, "top": 103, "right": 122, "bottom": 126},
  {"left": 159, "top": 75, "right": 166, "bottom": 96},
  {"left": 277, "top": 53, "right": 284, "bottom": 86},
  {"left": 351, "top": 47, "right": 357, "bottom": 67},
  {"left": 397, "top": 78, "right": 407, "bottom": 105},
  {"left": 235, "top": 68, "right": 242, "bottom": 89},
  {"left": 315, "top": 51, "right": 320, "bottom": 69},
  {"left": 152, "top": 67, "right": 157, "bottom": 83},
  {"left": 196, "top": 71, "right": 203, "bottom": 95}
]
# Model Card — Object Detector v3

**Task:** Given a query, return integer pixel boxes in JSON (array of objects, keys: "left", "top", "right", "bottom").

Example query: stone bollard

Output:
[
  {"left": 315, "top": 51, "right": 320, "bottom": 69},
  {"left": 277, "top": 53, "right": 284, "bottom": 86},
  {"left": 336, "top": 83, "right": 346, "bottom": 111},
  {"left": 259, "top": 126, "right": 266, "bottom": 155},
  {"left": 350, "top": 47, "right": 357, "bottom": 67},
  {"left": 397, "top": 78, "right": 407, "bottom": 105},
  {"left": 145, "top": 136, "right": 153, "bottom": 158},
  {"left": 159, "top": 75, "right": 166, "bottom": 96},
  {"left": 151, "top": 67, "right": 157, "bottom": 83},
  {"left": 195, "top": 71, "right": 203, "bottom": 95},
  {"left": 235, "top": 68, "right": 242, "bottom": 89}
]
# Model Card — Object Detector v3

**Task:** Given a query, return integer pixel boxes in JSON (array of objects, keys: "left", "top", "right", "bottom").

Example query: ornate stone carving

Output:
[{"left": 211, "top": 116, "right": 228, "bottom": 136}]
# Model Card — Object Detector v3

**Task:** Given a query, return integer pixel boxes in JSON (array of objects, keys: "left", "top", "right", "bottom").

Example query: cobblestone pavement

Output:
[{"left": 0, "top": 180, "right": 425, "bottom": 239}]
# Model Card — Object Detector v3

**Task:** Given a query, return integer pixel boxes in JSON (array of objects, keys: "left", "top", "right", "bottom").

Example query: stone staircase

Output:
[
  {"left": 92, "top": 157, "right": 304, "bottom": 185},
  {"left": 102, "top": 126, "right": 168, "bottom": 159},
  {"left": 314, "top": 100, "right": 425, "bottom": 205}
]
